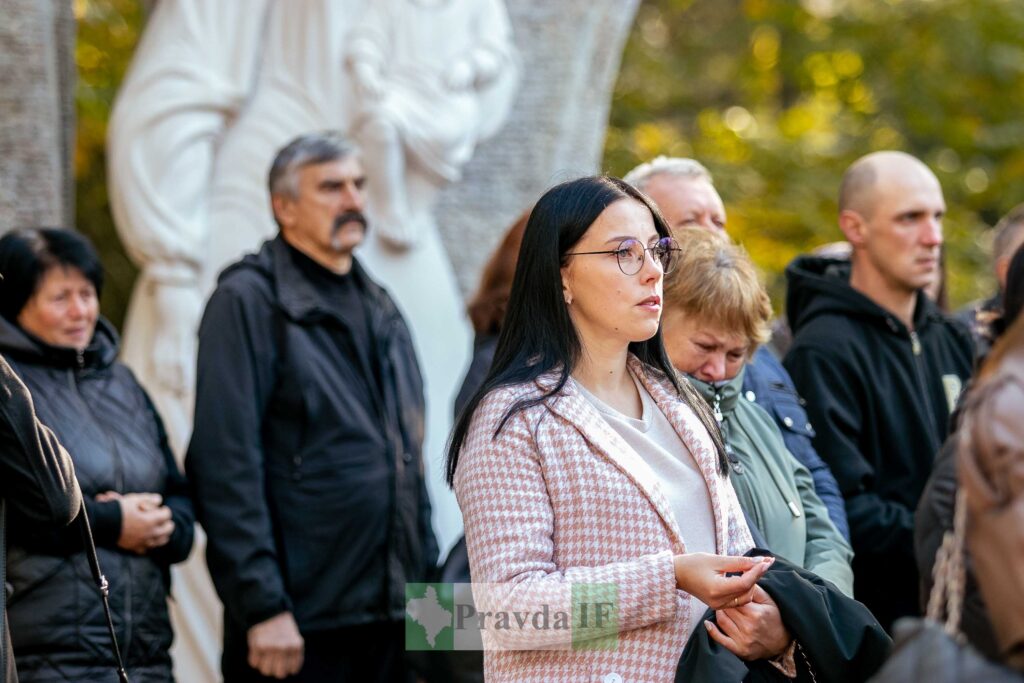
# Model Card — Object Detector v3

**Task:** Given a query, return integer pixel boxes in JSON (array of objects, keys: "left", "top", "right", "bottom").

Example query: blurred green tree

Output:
[
  {"left": 605, "top": 0, "right": 1024, "bottom": 311},
  {"left": 75, "top": 0, "right": 141, "bottom": 330},
  {"left": 75, "top": 0, "right": 1023, "bottom": 327}
]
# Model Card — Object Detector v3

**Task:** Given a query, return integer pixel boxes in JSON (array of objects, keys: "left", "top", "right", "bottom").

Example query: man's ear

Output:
[
  {"left": 271, "top": 193, "right": 293, "bottom": 231},
  {"left": 839, "top": 209, "right": 867, "bottom": 247}
]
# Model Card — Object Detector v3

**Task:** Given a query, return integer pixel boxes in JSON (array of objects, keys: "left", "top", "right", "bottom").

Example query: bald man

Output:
[{"left": 783, "top": 151, "right": 974, "bottom": 630}]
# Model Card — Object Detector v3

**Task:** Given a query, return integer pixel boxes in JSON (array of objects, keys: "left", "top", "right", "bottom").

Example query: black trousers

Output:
[{"left": 223, "top": 621, "right": 413, "bottom": 683}]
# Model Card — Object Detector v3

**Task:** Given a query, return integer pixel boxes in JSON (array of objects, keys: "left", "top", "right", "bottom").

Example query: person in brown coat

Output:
[{"left": 959, "top": 310, "right": 1024, "bottom": 670}]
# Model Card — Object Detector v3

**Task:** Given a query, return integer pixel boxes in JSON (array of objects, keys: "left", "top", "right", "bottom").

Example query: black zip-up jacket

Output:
[
  {"left": 1, "top": 354, "right": 81, "bottom": 683},
  {"left": 185, "top": 237, "right": 438, "bottom": 644},
  {"left": 782, "top": 256, "right": 973, "bottom": 630},
  {"left": 0, "top": 317, "right": 193, "bottom": 682}
]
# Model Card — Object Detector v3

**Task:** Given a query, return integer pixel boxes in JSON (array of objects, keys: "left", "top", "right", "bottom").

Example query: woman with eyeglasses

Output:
[{"left": 447, "top": 176, "right": 783, "bottom": 682}]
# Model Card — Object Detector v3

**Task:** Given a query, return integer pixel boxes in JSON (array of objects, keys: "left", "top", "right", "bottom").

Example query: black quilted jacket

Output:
[{"left": 0, "top": 317, "right": 193, "bottom": 683}]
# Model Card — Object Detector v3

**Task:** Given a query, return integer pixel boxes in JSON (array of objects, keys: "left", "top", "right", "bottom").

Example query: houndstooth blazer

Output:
[{"left": 454, "top": 356, "right": 754, "bottom": 683}]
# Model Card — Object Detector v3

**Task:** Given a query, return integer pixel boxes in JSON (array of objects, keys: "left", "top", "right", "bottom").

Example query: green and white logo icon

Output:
[
  {"left": 405, "top": 582, "right": 619, "bottom": 652},
  {"left": 405, "top": 583, "right": 456, "bottom": 651}
]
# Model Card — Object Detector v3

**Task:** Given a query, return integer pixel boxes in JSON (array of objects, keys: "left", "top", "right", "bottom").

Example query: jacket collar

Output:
[
  {"left": 687, "top": 368, "right": 746, "bottom": 417},
  {"left": 267, "top": 236, "right": 391, "bottom": 326},
  {"left": 0, "top": 315, "right": 119, "bottom": 370},
  {"left": 536, "top": 355, "right": 730, "bottom": 555}
]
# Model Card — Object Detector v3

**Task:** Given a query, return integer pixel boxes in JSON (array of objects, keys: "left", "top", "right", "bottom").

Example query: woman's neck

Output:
[{"left": 572, "top": 341, "right": 641, "bottom": 418}]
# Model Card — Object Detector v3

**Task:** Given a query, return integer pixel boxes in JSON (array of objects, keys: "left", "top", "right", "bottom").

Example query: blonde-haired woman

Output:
[{"left": 662, "top": 227, "right": 854, "bottom": 597}]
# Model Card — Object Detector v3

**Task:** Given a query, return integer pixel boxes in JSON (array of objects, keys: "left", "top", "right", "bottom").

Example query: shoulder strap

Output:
[{"left": 925, "top": 417, "right": 970, "bottom": 640}]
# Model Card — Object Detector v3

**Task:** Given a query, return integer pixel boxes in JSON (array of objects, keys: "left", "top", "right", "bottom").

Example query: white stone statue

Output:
[
  {"left": 107, "top": 4, "right": 270, "bottom": 681},
  {"left": 108, "top": 1, "right": 518, "bottom": 679},
  {"left": 346, "top": 0, "right": 518, "bottom": 248}
]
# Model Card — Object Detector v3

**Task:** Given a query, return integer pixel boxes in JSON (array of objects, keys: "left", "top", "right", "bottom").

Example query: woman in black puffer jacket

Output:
[{"left": 0, "top": 228, "right": 193, "bottom": 682}]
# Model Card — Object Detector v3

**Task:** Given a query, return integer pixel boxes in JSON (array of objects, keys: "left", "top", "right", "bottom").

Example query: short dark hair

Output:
[
  {"left": 445, "top": 175, "right": 728, "bottom": 485},
  {"left": 0, "top": 228, "right": 104, "bottom": 322}
]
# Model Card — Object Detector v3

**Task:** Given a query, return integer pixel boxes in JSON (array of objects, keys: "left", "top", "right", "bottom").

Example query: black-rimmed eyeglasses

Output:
[{"left": 566, "top": 236, "right": 681, "bottom": 275}]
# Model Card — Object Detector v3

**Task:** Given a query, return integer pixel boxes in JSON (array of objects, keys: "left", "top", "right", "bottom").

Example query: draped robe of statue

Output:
[{"left": 108, "top": 1, "right": 517, "bottom": 680}]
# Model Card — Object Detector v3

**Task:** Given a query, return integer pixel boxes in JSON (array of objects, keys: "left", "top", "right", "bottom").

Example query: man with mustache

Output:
[
  {"left": 783, "top": 151, "right": 973, "bottom": 630},
  {"left": 186, "top": 132, "right": 437, "bottom": 681}
]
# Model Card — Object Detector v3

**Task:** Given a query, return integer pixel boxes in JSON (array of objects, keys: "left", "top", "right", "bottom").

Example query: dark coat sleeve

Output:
[
  {"left": 185, "top": 280, "right": 292, "bottom": 630},
  {"left": 784, "top": 345, "right": 915, "bottom": 557},
  {"left": 145, "top": 392, "right": 194, "bottom": 567},
  {"left": 0, "top": 354, "right": 81, "bottom": 527}
]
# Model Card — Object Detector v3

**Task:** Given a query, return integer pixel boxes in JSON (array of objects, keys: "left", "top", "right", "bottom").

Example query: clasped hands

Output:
[
  {"left": 95, "top": 491, "right": 174, "bottom": 554},
  {"left": 674, "top": 553, "right": 792, "bottom": 660}
]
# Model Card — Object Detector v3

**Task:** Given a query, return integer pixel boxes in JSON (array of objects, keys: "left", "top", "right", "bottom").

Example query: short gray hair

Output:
[
  {"left": 623, "top": 156, "right": 713, "bottom": 192},
  {"left": 268, "top": 131, "right": 359, "bottom": 198}
]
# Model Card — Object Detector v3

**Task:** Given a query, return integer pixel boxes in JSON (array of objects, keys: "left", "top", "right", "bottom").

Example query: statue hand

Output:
[
  {"left": 352, "top": 61, "right": 384, "bottom": 101},
  {"left": 444, "top": 59, "right": 476, "bottom": 91},
  {"left": 150, "top": 281, "right": 202, "bottom": 399}
]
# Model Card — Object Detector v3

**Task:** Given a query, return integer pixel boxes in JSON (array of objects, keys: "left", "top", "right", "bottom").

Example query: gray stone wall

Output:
[
  {"left": 0, "top": 0, "right": 76, "bottom": 231},
  {"left": 436, "top": 1, "right": 641, "bottom": 296}
]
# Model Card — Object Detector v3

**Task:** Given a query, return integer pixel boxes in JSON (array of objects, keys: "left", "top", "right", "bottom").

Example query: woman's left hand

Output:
[{"left": 705, "top": 585, "right": 791, "bottom": 660}]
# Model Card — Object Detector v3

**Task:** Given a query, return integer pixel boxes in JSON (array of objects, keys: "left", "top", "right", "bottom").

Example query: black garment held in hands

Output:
[{"left": 677, "top": 550, "right": 891, "bottom": 683}]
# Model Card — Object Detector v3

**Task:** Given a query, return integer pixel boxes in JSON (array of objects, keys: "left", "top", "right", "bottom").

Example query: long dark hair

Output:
[{"left": 445, "top": 176, "right": 727, "bottom": 485}]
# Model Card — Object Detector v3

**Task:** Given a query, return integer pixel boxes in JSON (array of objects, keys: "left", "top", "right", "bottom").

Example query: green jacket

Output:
[{"left": 688, "top": 368, "right": 854, "bottom": 597}]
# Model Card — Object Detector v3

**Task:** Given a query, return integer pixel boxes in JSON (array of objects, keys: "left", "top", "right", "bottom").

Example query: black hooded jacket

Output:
[
  {"left": 782, "top": 256, "right": 973, "bottom": 629},
  {"left": 0, "top": 316, "right": 193, "bottom": 682},
  {"left": 185, "top": 236, "right": 438, "bottom": 647}
]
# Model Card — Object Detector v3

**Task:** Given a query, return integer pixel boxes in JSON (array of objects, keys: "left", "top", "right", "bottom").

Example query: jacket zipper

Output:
[
  {"left": 716, "top": 385, "right": 802, "bottom": 518},
  {"left": 908, "top": 330, "right": 940, "bottom": 448}
]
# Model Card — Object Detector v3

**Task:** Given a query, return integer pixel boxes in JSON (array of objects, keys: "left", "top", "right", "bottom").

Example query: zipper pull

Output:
[
  {"left": 712, "top": 391, "right": 724, "bottom": 424},
  {"left": 910, "top": 331, "right": 922, "bottom": 356},
  {"left": 787, "top": 500, "right": 802, "bottom": 518},
  {"left": 75, "top": 351, "right": 85, "bottom": 369}
]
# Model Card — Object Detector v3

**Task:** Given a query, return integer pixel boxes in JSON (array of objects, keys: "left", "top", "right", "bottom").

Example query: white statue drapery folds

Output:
[{"left": 107, "top": 1, "right": 518, "bottom": 680}]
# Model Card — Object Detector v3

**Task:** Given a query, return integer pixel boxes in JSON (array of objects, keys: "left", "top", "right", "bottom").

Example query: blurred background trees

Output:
[
  {"left": 605, "top": 0, "right": 1024, "bottom": 310},
  {"left": 74, "top": 0, "right": 1024, "bottom": 327}
]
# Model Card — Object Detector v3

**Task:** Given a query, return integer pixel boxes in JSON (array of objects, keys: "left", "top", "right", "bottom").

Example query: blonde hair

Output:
[{"left": 663, "top": 226, "right": 772, "bottom": 349}]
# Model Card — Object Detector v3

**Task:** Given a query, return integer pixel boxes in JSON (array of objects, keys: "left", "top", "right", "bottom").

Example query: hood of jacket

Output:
[
  {"left": 0, "top": 314, "right": 119, "bottom": 370},
  {"left": 785, "top": 254, "right": 946, "bottom": 338}
]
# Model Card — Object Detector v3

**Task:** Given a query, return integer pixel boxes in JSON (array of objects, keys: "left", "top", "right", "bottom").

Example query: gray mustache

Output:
[{"left": 332, "top": 211, "right": 368, "bottom": 234}]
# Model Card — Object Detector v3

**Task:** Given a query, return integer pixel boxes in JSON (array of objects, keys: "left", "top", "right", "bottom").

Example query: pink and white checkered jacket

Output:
[{"left": 454, "top": 356, "right": 754, "bottom": 683}]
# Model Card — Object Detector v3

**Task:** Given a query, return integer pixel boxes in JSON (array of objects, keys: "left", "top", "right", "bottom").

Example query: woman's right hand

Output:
[
  {"left": 673, "top": 553, "right": 774, "bottom": 609},
  {"left": 97, "top": 491, "right": 175, "bottom": 554}
]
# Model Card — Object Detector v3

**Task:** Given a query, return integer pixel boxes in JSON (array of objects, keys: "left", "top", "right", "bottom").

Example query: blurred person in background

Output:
[
  {"left": 916, "top": 241, "right": 1024, "bottom": 663},
  {"left": 662, "top": 227, "right": 853, "bottom": 596},
  {"left": 957, "top": 294, "right": 1024, "bottom": 672},
  {"left": 625, "top": 157, "right": 850, "bottom": 541},
  {"left": 454, "top": 209, "right": 529, "bottom": 417},
  {"left": 186, "top": 132, "right": 437, "bottom": 682},
  {"left": 0, "top": 228, "right": 194, "bottom": 682},
  {"left": 956, "top": 204, "right": 1024, "bottom": 361},
  {"left": 1, "top": 341, "right": 81, "bottom": 683}
]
